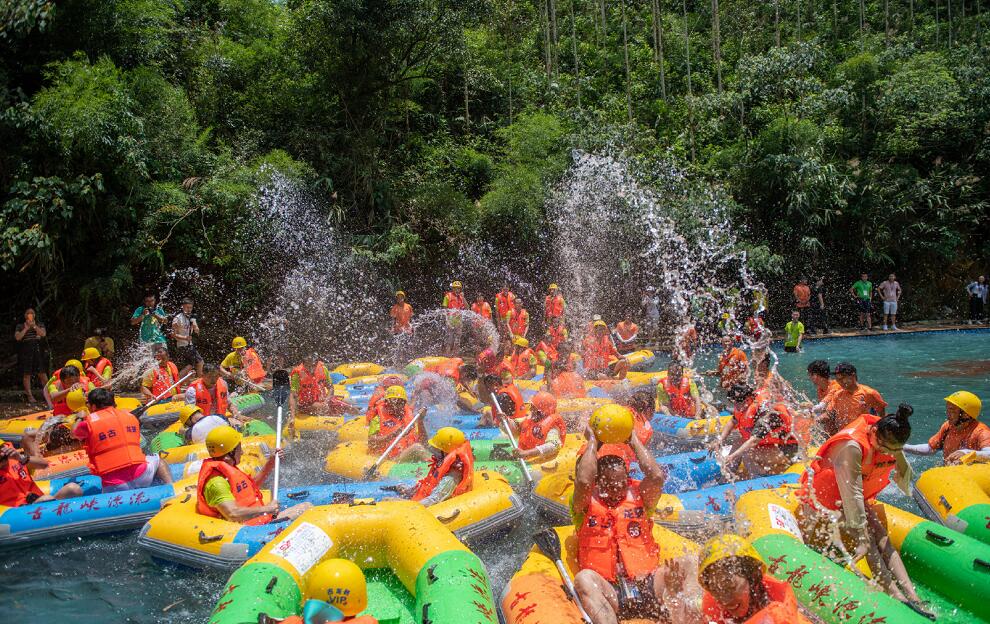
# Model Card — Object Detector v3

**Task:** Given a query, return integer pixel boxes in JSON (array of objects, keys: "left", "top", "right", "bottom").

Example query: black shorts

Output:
[
  {"left": 24, "top": 492, "right": 42, "bottom": 505},
  {"left": 610, "top": 573, "right": 666, "bottom": 621},
  {"left": 857, "top": 299, "right": 872, "bottom": 313},
  {"left": 176, "top": 345, "right": 203, "bottom": 367},
  {"left": 18, "top": 341, "right": 45, "bottom": 375},
  {"left": 784, "top": 345, "right": 797, "bottom": 353}
]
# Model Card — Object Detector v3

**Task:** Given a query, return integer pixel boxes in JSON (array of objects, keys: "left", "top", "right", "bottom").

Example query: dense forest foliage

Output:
[{"left": 2, "top": 0, "right": 989, "bottom": 334}]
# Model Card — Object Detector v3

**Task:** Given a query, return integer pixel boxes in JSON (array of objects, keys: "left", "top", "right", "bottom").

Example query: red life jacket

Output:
[
  {"left": 701, "top": 574, "right": 809, "bottom": 624},
  {"left": 505, "top": 349, "right": 535, "bottom": 378},
  {"left": 536, "top": 340, "right": 558, "bottom": 363},
  {"left": 444, "top": 291, "right": 467, "bottom": 310},
  {"left": 746, "top": 316, "right": 766, "bottom": 341},
  {"left": 148, "top": 362, "right": 179, "bottom": 398},
  {"left": 508, "top": 308, "right": 530, "bottom": 337},
  {"left": 0, "top": 443, "right": 43, "bottom": 507},
  {"left": 633, "top": 410, "right": 653, "bottom": 446},
  {"left": 545, "top": 295, "right": 565, "bottom": 319},
  {"left": 736, "top": 400, "right": 797, "bottom": 447},
  {"left": 411, "top": 441, "right": 474, "bottom": 501},
  {"left": 577, "top": 481, "right": 660, "bottom": 582},
  {"left": 82, "top": 407, "right": 146, "bottom": 476},
  {"left": 370, "top": 402, "right": 419, "bottom": 458},
  {"left": 52, "top": 375, "right": 90, "bottom": 416},
  {"left": 517, "top": 410, "right": 567, "bottom": 450},
  {"left": 242, "top": 348, "right": 266, "bottom": 383},
  {"left": 292, "top": 362, "right": 328, "bottom": 407},
  {"left": 477, "top": 348, "right": 501, "bottom": 375},
  {"left": 494, "top": 383, "right": 526, "bottom": 419},
  {"left": 583, "top": 335, "right": 617, "bottom": 371},
  {"left": 662, "top": 376, "right": 696, "bottom": 418},
  {"left": 87, "top": 357, "right": 112, "bottom": 387},
  {"left": 196, "top": 458, "right": 271, "bottom": 525},
  {"left": 496, "top": 292, "right": 515, "bottom": 319},
  {"left": 551, "top": 371, "right": 587, "bottom": 399},
  {"left": 799, "top": 414, "right": 896, "bottom": 510},
  {"left": 547, "top": 324, "right": 568, "bottom": 348},
  {"left": 471, "top": 302, "right": 492, "bottom": 319},
  {"left": 191, "top": 378, "right": 230, "bottom": 416}
]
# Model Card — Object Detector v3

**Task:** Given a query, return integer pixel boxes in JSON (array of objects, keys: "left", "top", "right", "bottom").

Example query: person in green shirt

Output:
[
  {"left": 130, "top": 293, "right": 168, "bottom": 344},
  {"left": 849, "top": 273, "right": 874, "bottom": 331},
  {"left": 783, "top": 310, "right": 805, "bottom": 353}
]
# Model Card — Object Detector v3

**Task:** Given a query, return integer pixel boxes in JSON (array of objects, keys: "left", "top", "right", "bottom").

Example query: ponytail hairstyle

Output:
[{"left": 876, "top": 403, "right": 913, "bottom": 445}]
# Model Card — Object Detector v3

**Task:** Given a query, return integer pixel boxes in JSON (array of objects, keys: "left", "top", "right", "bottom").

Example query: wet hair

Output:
[
  {"left": 87, "top": 388, "right": 115, "bottom": 409},
  {"left": 181, "top": 297, "right": 194, "bottom": 305},
  {"left": 203, "top": 363, "right": 220, "bottom": 375},
  {"left": 833, "top": 362, "right": 857, "bottom": 377},
  {"left": 632, "top": 387, "right": 656, "bottom": 411},
  {"left": 727, "top": 384, "right": 754, "bottom": 402},
  {"left": 807, "top": 360, "right": 830, "bottom": 378},
  {"left": 60, "top": 366, "right": 80, "bottom": 381},
  {"left": 876, "top": 403, "right": 913, "bottom": 445},
  {"left": 700, "top": 556, "right": 767, "bottom": 612},
  {"left": 597, "top": 454, "right": 627, "bottom": 473}
]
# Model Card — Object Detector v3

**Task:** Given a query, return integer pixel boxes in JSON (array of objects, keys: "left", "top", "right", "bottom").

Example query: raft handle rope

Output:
[
  {"left": 924, "top": 529, "right": 955, "bottom": 547},
  {"left": 436, "top": 509, "right": 461, "bottom": 523},
  {"left": 198, "top": 530, "right": 224, "bottom": 544},
  {"left": 939, "top": 495, "right": 952, "bottom": 511},
  {"left": 975, "top": 559, "right": 990, "bottom": 571},
  {"left": 285, "top": 490, "right": 309, "bottom": 500}
]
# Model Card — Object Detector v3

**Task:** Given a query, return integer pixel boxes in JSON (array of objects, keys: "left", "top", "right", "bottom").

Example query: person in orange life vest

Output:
[
  {"left": 72, "top": 388, "right": 173, "bottom": 492},
  {"left": 471, "top": 292, "right": 493, "bottom": 320},
  {"left": 675, "top": 323, "right": 700, "bottom": 362},
  {"left": 220, "top": 337, "right": 266, "bottom": 386},
  {"left": 806, "top": 359, "right": 840, "bottom": 403},
  {"left": 545, "top": 314, "right": 569, "bottom": 349},
  {"left": 367, "top": 386, "right": 431, "bottom": 463},
  {"left": 813, "top": 361, "right": 887, "bottom": 437},
  {"left": 48, "top": 365, "right": 94, "bottom": 417},
  {"left": 657, "top": 361, "right": 702, "bottom": 419},
  {"left": 364, "top": 375, "right": 407, "bottom": 423},
  {"left": 421, "top": 359, "right": 481, "bottom": 413},
  {"left": 544, "top": 283, "right": 566, "bottom": 325},
  {"left": 582, "top": 320, "right": 629, "bottom": 380},
  {"left": 0, "top": 441, "right": 83, "bottom": 507},
  {"left": 698, "top": 535, "right": 810, "bottom": 624},
  {"left": 506, "top": 298, "right": 530, "bottom": 339},
  {"left": 141, "top": 343, "right": 179, "bottom": 402},
  {"left": 706, "top": 336, "right": 749, "bottom": 391},
  {"left": 81, "top": 347, "right": 113, "bottom": 388},
  {"left": 621, "top": 388, "right": 655, "bottom": 447},
  {"left": 495, "top": 283, "right": 516, "bottom": 325},
  {"left": 185, "top": 364, "right": 243, "bottom": 420},
  {"left": 612, "top": 315, "right": 639, "bottom": 355},
  {"left": 43, "top": 358, "right": 84, "bottom": 409},
  {"left": 442, "top": 281, "right": 467, "bottom": 354},
  {"left": 797, "top": 405, "right": 925, "bottom": 609},
  {"left": 196, "top": 425, "right": 311, "bottom": 524},
  {"left": 390, "top": 427, "right": 474, "bottom": 504},
  {"left": 29, "top": 388, "right": 88, "bottom": 457},
  {"left": 573, "top": 424, "right": 693, "bottom": 624},
  {"left": 546, "top": 345, "right": 587, "bottom": 398},
  {"left": 289, "top": 354, "right": 360, "bottom": 424},
  {"left": 481, "top": 371, "right": 527, "bottom": 427},
  {"left": 714, "top": 385, "right": 799, "bottom": 478},
  {"left": 276, "top": 559, "right": 379, "bottom": 624},
  {"left": 904, "top": 391, "right": 990, "bottom": 463},
  {"left": 504, "top": 391, "right": 567, "bottom": 461},
  {"left": 504, "top": 336, "right": 537, "bottom": 379},
  {"left": 389, "top": 290, "right": 414, "bottom": 334}
]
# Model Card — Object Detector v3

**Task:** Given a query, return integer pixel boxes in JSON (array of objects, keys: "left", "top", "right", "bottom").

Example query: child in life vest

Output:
[{"left": 273, "top": 559, "right": 379, "bottom": 623}]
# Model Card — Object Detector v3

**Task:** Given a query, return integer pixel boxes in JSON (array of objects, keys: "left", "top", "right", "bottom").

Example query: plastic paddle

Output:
[
  {"left": 133, "top": 371, "right": 195, "bottom": 419},
  {"left": 491, "top": 394, "right": 535, "bottom": 487},
  {"left": 364, "top": 407, "right": 427, "bottom": 478},
  {"left": 532, "top": 528, "right": 593, "bottom": 624},
  {"left": 271, "top": 369, "right": 291, "bottom": 502}
]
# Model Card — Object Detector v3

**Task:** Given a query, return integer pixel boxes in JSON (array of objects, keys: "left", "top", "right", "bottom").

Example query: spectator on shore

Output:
[
  {"left": 793, "top": 277, "right": 811, "bottom": 313},
  {"left": 878, "top": 273, "right": 902, "bottom": 331},
  {"left": 849, "top": 273, "right": 874, "bottom": 331},
  {"left": 783, "top": 310, "right": 805, "bottom": 353},
  {"left": 641, "top": 289, "right": 660, "bottom": 335},
  {"left": 172, "top": 298, "right": 203, "bottom": 381},
  {"left": 14, "top": 308, "right": 48, "bottom": 404},
  {"left": 83, "top": 328, "right": 115, "bottom": 361},
  {"left": 966, "top": 276, "right": 988, "bottom": 325},
  {"left": 131, "top": 293, "right": 168, "bottom": 344},
  {"left": 807, "top": 276, "right": 830, "bottom": 335}
]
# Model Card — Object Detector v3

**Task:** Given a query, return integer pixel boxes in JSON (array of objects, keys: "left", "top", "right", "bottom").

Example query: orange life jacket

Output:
[
  {"left": 577, "top": 481, "right": 660, "bottom": 582},
  {"left": 746, "top": 316, "right": 766, "bottom": 340},
  {"left": 471, "top": 301, "right": 492, "bottom": 319},
  {"left": 0, "top": 443, "right": 43, "bottom": 507},
  {"left": 494, "top": 383, "right": 526, "bottom": 419},
  {"left": 736, "top": 400, "right": 797, "bottom": 447},
  {"left": 370, "top": 402, "right": 419, "bottom": 458},
  {"left": 82, "top": 407, "right": 146, "bottom": 476},
  {"left": 196, "top": 458, "right": 271, "bottom": 525},
  {"left": 411, "top": 441, "right": 474, "bottom": 501},
  {"left": 517, "top": 410, "right": 567, "bottom": 450},
  {"left": 583, "top": 335, "right": 617, "bottom": 371},
  {"left": 148, "top": 362, "right": 179, "bottom": 398},
  {"left": 701, "top": 574, "right": 809, "bottom": 624},
  {"left": 292, "top": 362, "right": 329, "bottom": 406},
  {"left": 508, "top": 308, "right": 530, "bottom": 337},
  {"left": 547, "top": 323, "right": 567, "bottom": 348},
  {"left": 544, "top": 294, "right": 565, "bottom": 319},
  {"left": 87, "top": 357, "right": 112, "bottom": 387},
  {"left": 241, "top": 348, "right": 266, "bottom": 383},
  {"left": 52, "top": 375, "right": 90, "bottom": 416},
  {"left": 426, "top": 357, "right": 463, "bottom": 384},
  {"left": 615, "top": 321, "right": 638, "bottom": 341},
  {"left": 633, "top": 410, "right": 653, "bottom": 446},
  {"left": 718, "top": 348, "right": 749, "bottom": 384},
  {"left": 444, "top": 291, "right": 467, "bottom": 310},
  {"left": 477, "top": 348, "right": 501, "bottom": 375},
  {"left": 191, "top": 378, "right": 230, "bottom": 415},
  {"left": 505, "top": 349, "right": 535, "bottom": 378},
  {"left": 662, "top": 376, "right": 696, "bottom": 418},
  {"left": 536, "top": 340, "right": 558, "bottom": 364},
  {"left": 391, "top": 302, "right": 413, "bottom": 333},
  {"left": 551, "top": 371, "right": 587, "bottom": 399},
  {"left": 496, "top": 292, "right": 515, "bottom": 319},
  {"left": 799, "top": 413, "right": 896, "bottom": 510}
]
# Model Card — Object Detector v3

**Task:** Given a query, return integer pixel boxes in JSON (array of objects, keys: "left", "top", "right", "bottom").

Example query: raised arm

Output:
[
  {"left": 630, "top": 434, "right": 665, "bottom": 510},
  {"left": 572, "top": 429, "right": 599, "bottom": 516}
]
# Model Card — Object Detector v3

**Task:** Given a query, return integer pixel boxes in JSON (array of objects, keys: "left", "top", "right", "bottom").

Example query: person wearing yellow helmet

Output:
[
  {"left": 47, "top": 364, "right": 95, "bottom": 416},
  {"left": 81, "top": 346, "right": 113, "bottom": 388},
  {"left": 141, "top": 344, "right": 180, "bottom": 403},
  {"left": 83, "top": 327, "right": 115, "bottom": 363},
  {"left": 367, "top": 385, "right": 430, "bottom": 463},
  {"left": 904, "top": 390, "right": 989, "bottom": 463},
  {"left": 572, "top": 413, "right": 676, "bottom": 623},
  {"left": 505, "top": 391, "right": 566, "bottom": 461},
  {"left": 390, "top": 427, "right": 474, "bottom": 505},
  {"left": 179, "top": 402, "right": 244, "bottom": 445},
  {"left": 42, "top": 359, "right": 85, "bottom": 409},
  {"left": 543, "top": 283, "right": 566, "bottom": 327},
  {"left": 582, "top": 320, "right": 629, "bottom": 380},
  {"left": 220, "top": 336, "right": 265, "bottom": 388},
  {"left": 698, "top": 535, "right": 809, "bottom": 624},
  {"left": 504, "top": 336, "right": 537, "bottom": 379},
  {"left": 196, "top": 425, "right": 310, "bottom": 524},
  {"left": 274, "top": 559, "right": 378, "bottom": 624},
  {"left": 390, "top": 290, "right": 414, "bottom": 335}
]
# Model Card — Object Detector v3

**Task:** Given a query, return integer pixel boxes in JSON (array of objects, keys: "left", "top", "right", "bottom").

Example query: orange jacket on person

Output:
[
  {"left": 822, "top": 383, "right": 887, "bottom": 432},
  {"left": 632, "top": 411, "right": 653, "bottom": 446},
  {"left": 80, "top": 407, "right": 146, "bottom": 477},
  {"left": 369, "top": 402, "right": 419, "bottom": 458},
  {"left": 191, "top": 377, "right": 230, "bottom": 416},
  {"left": 577, "top": 480, "right": 660, "bottom": 583},
  {"left": 517, "top": 411, "right": 567, "bottom": 451},
  {"left": 816, "top": 379, "right": 842, "bottom": 402},
  {"left": 544, "top": 294, "right": 565, "bottom": 319},
  {"left": 51, "top": 375, "right": 93, "bottom": 416},
  {"left": 495, "top": 292, "right": 516, "bottom": 319},
  {"left": 411, "top": 441, "right": 474, "bottom": 501},
  {"left": 614, "top": 321, "right": 639, "bottom": 342},
  {"left": 390, "top": 302, "right": 413, "bottom": 334},
  {"left": 148, "top": 361, "right": 179, "bottom": 398},
  {"left": 444, "top": 291, "right": 467, "bottom": 310},
  {"left": 241, "top": 348, "right": 266, "bottom": 383},
  {"left": 507, "top": 308, "right": 530, "bottom": 337},
  {"left": 293, "top": 362, "right": 330, "bottom": 407},
  {"left": 736, "top": 401, "right": 798, "bottom": 447},
  {"left": 471, "top": 301, "right": 492, "bottom": 320},
  {"left": 798, "top": 413, "right": 897, "bottom": 510},
  {"left": 494, "top": 383, "right": 526, "bottom": 419},
  {"left": 701, "top": 574, "right": 811, "bottom": 624},
  {"left": 718, "top": 348, "right": 748, "bottom": 387},
  {"left": 928, "top": 419, "right": 990, "bottom": 460},
  {"left": 195, "top": 458, "right": 272, "bottom": 526},
  {"left": 0, "top": 443, "right": 43, "bottom": 507},
  {"left": 582, "top": 335, "right": 619, "bottom": 372},
  {"left": 86, "top": 357, "right": 113, "bottom": 387},
  {"left": 505, "top": 348, "right": 535, "bottom": 378},
  {"left": 661, "top": 375, "right": 696, "bottom": 418},
  {"left": 793, "top": 284, "right": 811, "bottom": 308},
  {"left": 550, "top": 371, "right": 587, "bottom": 399}
]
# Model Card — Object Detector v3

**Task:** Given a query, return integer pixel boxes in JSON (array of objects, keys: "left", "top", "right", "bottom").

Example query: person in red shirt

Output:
[
  {"left": 0, "top": 442, "right": 83, "bottom": 507},
  {"left": 389, "top": 291, "right": 413, "bottom": 334}
]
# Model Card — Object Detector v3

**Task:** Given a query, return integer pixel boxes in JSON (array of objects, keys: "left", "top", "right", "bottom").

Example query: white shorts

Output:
[
  {"left": 103, "top": 455, "right": 161, "bottom": 493},
  {"left": 883, "top": 301, "right": 898, "bottom": 315}
]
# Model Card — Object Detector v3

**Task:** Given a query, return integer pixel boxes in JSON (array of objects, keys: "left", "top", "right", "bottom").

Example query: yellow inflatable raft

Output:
[
  {"left": 913, "top": 462, "right": 990, "bottom": 546},
  {"left": 331, "top": 362, "right": 385, "bottom": 378},
  {"left": 500, "top": 523, "right": 697, "bottom": 624},
  {"left": 0, "top": 397, "right": 142, "bottom": 442},
  {"left": 139, "top": 469, "right": 521, "bottom": 569}
]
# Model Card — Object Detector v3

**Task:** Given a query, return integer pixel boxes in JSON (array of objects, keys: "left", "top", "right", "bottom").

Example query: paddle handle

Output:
[
  {"left": 273, "top": 405, "right": 283, "bottom": 502},
  {"left": 369, "top": 408, "right": 425, "bottom": 474},
  {"left": 552, "top": 559, "right": 594, "bottom": 624},
  {"left": 491, "top": 395, "right": 534, "bottom": 485}
]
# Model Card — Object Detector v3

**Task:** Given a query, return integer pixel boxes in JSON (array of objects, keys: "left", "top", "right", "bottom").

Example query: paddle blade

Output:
[{"left": 533, "top": 528, "right": 563, "bottom": 560}]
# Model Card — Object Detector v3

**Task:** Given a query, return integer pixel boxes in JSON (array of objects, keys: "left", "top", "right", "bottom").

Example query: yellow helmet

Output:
[
  {"left": 589, "top": 404, "right": 634, "bottom": 444},
  {"left": 593, "top": 320, "right": 607, "bottom": 328},
  {"left": 451, "top": 281, "right": 462, "bottom": 289},
  {"left": 396, "top": 290, "right": 406, "bottom": 297},
  {"left": 66, "top": 389, "right": 88, "bottom": 413},
  {"left": 178, "top": 404, "right": 203, "bottom": 426},
  {"left": 231, "top": 337, "right": 248, "bottom": 349},
  {"left": 384, "top": 385, "right": 408, "bottom": 402},
  {"left": 64, "top": 359, "right": 84, "bottom": 373},
  {"left": 205, "top": 425, "right": 243, "bottom": 457},
  {"left": 82, "top": 347, "right": 101, "bottom": 361},
  {"left": 698, "top": 535, "right": 765, "bottom": 586},
  {"left": 428, "top": 427, "right": 466, "bottom": 452},
  {"left": 549, "top": 283, "right": 559, "bottom": 291},
  {"left": 945, "top": 391, "right": 982, "bottom": 420},
  {"left": 305, "top": 559, "right": 368, "bottom": 617},
  {"left": 513, "top": 336, "right": 529, "bottom": 348}
]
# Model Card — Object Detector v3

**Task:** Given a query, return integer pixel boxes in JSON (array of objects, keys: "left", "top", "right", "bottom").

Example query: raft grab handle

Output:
[
  {"left": 198, "top": 530, "right": 224, "bottom": 544},
  {"left": 924, "top": 530, "right": 955, "bottom": 547}
]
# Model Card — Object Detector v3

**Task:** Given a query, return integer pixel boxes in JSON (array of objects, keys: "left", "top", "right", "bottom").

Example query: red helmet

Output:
[{"left": 531, "top": 391, "right": 557, "bottom": 416}]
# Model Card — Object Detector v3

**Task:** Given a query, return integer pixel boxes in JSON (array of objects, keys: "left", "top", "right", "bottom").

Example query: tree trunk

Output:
[
  {"left": 948, "top": 0, "right": 954, "bottom": 47},
  {"left": 600, "top": 0, "right": 608, "bottom": 31},
  {"left": 570, "top": 0, "right": 581, "bottom": 108},
  {"left": 712, "top": 0, "right": 723, "bottom": 94},
  {"left": 796, "top": 0, "right": 802, "bottom": 40},
  {"left": 833, "top": 0, "right": 839, "bottom": 40},
  {"left": 541, "top": 0, "right": 553, "bottom": 81},
  {"left": 549, "top": 0, "right": 560, "bottom": 69},
  {"left": 621, "top": 0, "right": 633, "bottom": 122},
  {"left": 683, "top": 0, "right": 696, "bottom": 161},
  {"left": 884, "top": 0, "right": 889, "bottom": 42},
  {"left": 774, "top": 0, "right": 781, "bottom": 47},
  {"left": 463, "top": 43, "right": 470, "bottom": 129},
  {"left": 651, "top": 0, "right": 667, "bottom": 100},
  {"left": 859, "top": 0, "right": 866, "bottom": 48},
  {"left": 936, "top": 0, "right": 941, "bottom": 47},
  {"left": 909, "top": 0, "right": 914, "bottom": 34}
]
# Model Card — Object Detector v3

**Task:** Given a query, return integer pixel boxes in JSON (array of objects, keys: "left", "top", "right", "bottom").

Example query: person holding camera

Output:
[
  {"left": 172, "top": 297, "right": 203, "bottom": 380},
  {"left": 130, "top": 293, "right": 168, "bottom": 344}
]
